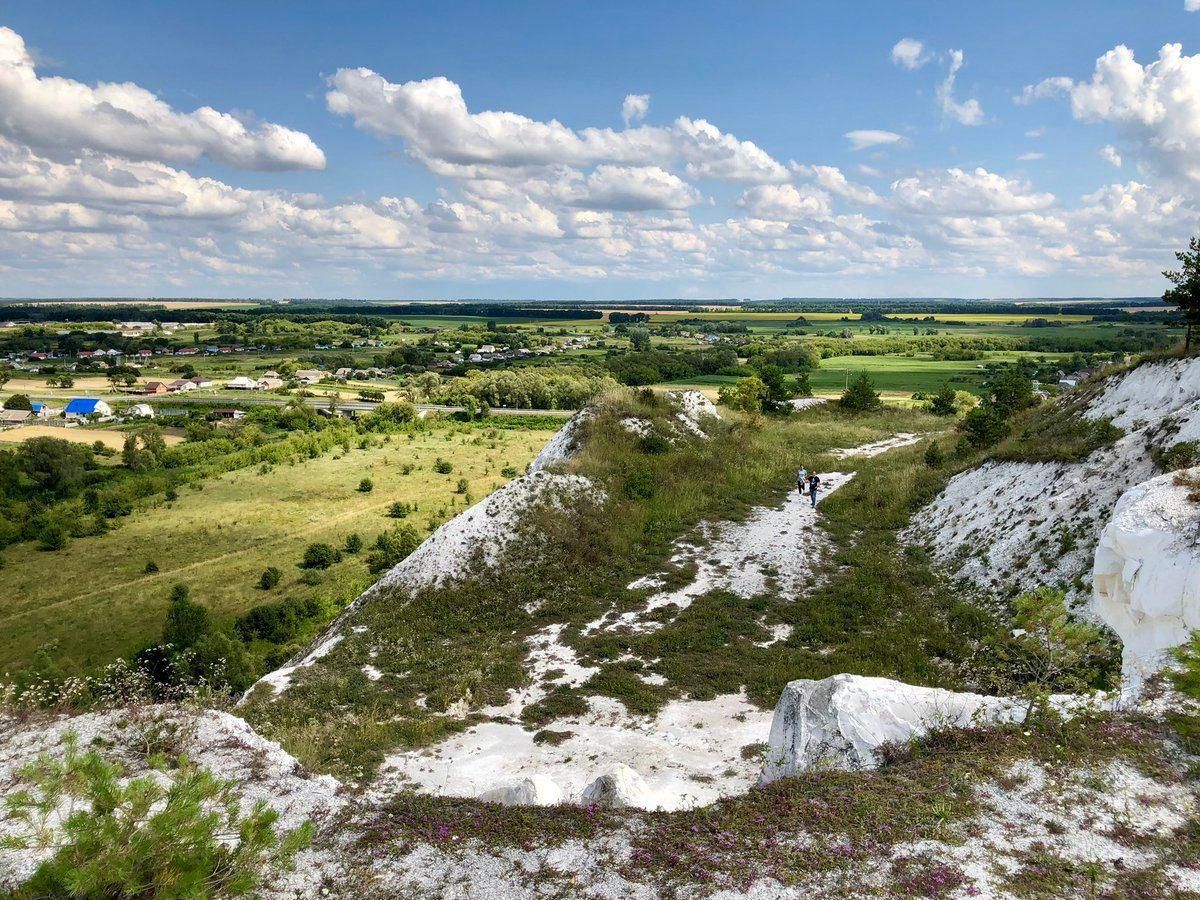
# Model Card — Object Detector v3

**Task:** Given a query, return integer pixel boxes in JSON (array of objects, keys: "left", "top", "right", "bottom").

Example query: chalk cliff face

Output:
[
  {"left": 1091, "top": 467, "right": 1200, "bottom": 698},
  {"left": 908, "top": 356, "right": 1200, "bottom": 602}
]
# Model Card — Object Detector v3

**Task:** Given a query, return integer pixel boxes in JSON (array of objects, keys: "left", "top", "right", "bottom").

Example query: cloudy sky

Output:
[{"left": 2, "top": 0, "right": 1199, "bottom": 299}]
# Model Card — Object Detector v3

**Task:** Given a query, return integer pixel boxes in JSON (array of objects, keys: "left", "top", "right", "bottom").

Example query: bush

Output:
[
  {"left": 500, "top": 465, "right": 519, "bottom": 478},
  {"left": 300, "top": 542, "right": 339, "bottom": 570},
  {"left": 366, "top": 524, "right": 422, "bottom": 574},
  {"left": 164, "top": 487, "right": 179, "bottom": 502},
  {"left": 259, "top": 566, "right": 282, "bottom": 590},
  {"left": 433, "top": 458, "right": 453, "bottom": 474},
  {"left": 923, "top": 442, "right": 944, "bottom": 469},
  {"left": 928, "top": 385, "right": 957, "bottom": 416},
  {"left": 357, "top": 477, "right": 374, "bottom": 493},
  {"left": 143, "top": 560, "right": 159, "bottom": 574},
  {"left": 3, "top": 392, "right": 32, "bottom": 410},
  {"left": 344, "top": 532, "right": 363, "bottom": 554},
  {"left": 455, "top": 478, "right": 469, "bottom": 494},
  {"left": 38, "top": 524, "right": 68, "bottom": 552},
  {"left": 162, "top": 584, "right": 212, "bottom": 651},
  {"left": 839, "top": 371, "right": 882, "bottom": 411},
  {"left": 236, "top": 596, "right": 322, "bottom": 644},
  {"left": 961, "top": 405, "right": 1009, "bottom": 449},
  {"left": 624, "top": 470, "right": 657, "bottom": 500},
  {"left": 4, "top": 734, "right": 312, "bottom": 898},
  {"left": 387, "top": 501, "right": 413, "bottom": 518},
  {"left": 640, "top": 434, "right": 671, "bottom": 455}
]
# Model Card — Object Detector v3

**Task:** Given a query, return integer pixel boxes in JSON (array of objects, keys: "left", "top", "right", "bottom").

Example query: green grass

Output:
[
  {"left": 0, "top": 421, "right": 557, "bottom": 674},
  {"left": 806, "top": 355, "right": 993, "bottom": 396}
]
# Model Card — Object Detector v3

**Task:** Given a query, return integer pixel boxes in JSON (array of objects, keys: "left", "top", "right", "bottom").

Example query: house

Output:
[
  {"left": 168, "top": 379, "right": 194, "bottom": 392},
  {"left": 294, "top": 369, "right": 325, "bottom": 385},
  {"left": 176, "top": 347, "right": 199, "bottom": 356},
  {"left": 64, "top": 398, "right": 113, "bottom": 419},
  {"left": 28, "top": 352, "right": 48, "bottom": 361},
  {"left": 210, "top": 408, "right": 245, "bottom": 421},
  {"left": 0, "top": 409, "right": 31, "bottom": 427},
  {"left": 143, "top": 381, "right": 168, "bottom": 395},
  {"left": 262, "top": 370, "right": 280, "bottom": 379},
  {"left": 226, "top": 376, "right": 258, "bottom": 390},
  {"left": 76, "top": 350, "right": 95, "bottom": 359},
  {"left": 188, "top": 376, "right": 214, "bottom": 388},
  {"left": 30, "top": 401, "right": 60, "bottom": 419},
  {"left": 1058, "top": 377, "right": 1079, "bottom": 389},
  {"left": 137, "top": 349, "right": 153, "bottom": 358},
  {"left": 257, "top": 377, "right": 285, "bottom": 390},
  {"left": 127, "top": 403, "right": 155, "bottom": 418},
  {"left": 334, "top": 367, "right": 352, "bottom": 379}
]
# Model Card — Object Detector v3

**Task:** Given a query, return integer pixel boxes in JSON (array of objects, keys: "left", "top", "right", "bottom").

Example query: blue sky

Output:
[{"left": 1, "top": 1, "right": 1199, "bottom": 298}]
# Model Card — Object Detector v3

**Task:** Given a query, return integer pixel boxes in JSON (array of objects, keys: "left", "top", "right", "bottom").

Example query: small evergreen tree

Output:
[
  {"left": 839, "top": 371, "right": 881, "bottom": 411},
  {"left": 366, "top": 524, "right": 422, "bottom": 574},
  {"left": 258, "top": 566, "right": 282, "bottom": 590},
  {"left": 344, "top": 532, "right": 363, "bottom": 554},
  {"left": 929, "top": 385, "right": 957, "bottom": 416},
  {"left": 300, "top": 543, "right": 338, "bottom": 569},
  {"left": 162, "top": 584, "right": 211, "bottom": 651},
  {"left": 1163, "top": 235, "right": 1200, "bottom": 354}
]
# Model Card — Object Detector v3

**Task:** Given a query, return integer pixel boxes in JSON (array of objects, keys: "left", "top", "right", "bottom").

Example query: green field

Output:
[
  {"left": 807, "top": 356, "right": 992, "bottom": 395},
  {"left": 0, "top": 422, "right": 558, "bottom": 673}
]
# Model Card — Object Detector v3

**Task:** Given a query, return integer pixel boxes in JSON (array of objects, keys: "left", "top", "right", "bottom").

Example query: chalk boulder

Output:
[
  {"left": 1091, "top": 467, "right": 1200, "bottom": 699},
  {"left": 580, "top": 764, "right": 656, "bottom": 808},
  {"left": 666, "top": 390, "right": 720, "bottom": 436},
  {"left": 529, "top": 409, "right": 593, "bottom": 473},
  {"left": 760, "top": 674, "right": 1027, "bottom": 780},
  {"left": 480, "top": 775, "right": 564, "bottom": 807}
]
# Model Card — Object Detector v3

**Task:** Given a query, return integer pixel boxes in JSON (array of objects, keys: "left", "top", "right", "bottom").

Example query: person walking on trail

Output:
[
  {"left": 796, "top": 466, "right": 808, "bottom": 498},
  {"left": 807, "top": 473, "right": 822, "bottom": 508}
]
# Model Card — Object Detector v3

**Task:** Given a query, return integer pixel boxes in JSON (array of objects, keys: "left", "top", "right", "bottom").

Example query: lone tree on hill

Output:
[
  {"left": 1163, "top": 235, "right": 1200, "bottom": 354},
  {"left": 840, "top": 371, "right": 882, "bottom": 411}
]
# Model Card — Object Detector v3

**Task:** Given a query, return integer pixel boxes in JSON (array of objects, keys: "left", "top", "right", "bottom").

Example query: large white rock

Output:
[
  {"left": 1091, "top": 467, "right": 1200, "bottom": 699},
  {"left": 580, "top": 764, "right": 656, "bottom": 808},
  {"left": 759, "top": 674, "right": 1028, "bottom": 780},
  {"left": 479, "top": 775, "right": 564, "bottom": 807},
  {"left": 665, "top": 389, "right": 720, "bottom": 436},
  {"left": 528, "top": 409, "right": 593, "bottom": 472}
]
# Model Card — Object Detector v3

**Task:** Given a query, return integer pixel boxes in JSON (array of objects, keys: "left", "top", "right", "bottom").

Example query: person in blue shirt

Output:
[{"left": 796, "top": 466, "right": 808, "bottom": 498}]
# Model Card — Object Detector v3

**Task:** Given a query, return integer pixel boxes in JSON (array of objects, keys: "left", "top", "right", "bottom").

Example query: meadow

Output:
[{"left": 0, "top": 420, "right": 557, "bottom": 673}]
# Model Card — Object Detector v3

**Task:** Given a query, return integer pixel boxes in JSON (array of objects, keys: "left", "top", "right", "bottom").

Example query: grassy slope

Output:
[
  {"left": 241, "top": 392, "right": 988, "bottom": 779},
  {"left": 0, "top": 423, "right": 557, "bottom": 673}
]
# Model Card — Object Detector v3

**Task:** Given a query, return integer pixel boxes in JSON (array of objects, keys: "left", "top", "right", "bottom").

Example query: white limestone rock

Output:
[
  {"left": 580, "top": 763, "right": 656, "bottom": 808},
  {"left": 787, "top": 397, "right": 828, "bottom": 412},
  {"left": 529, "top": 409, "right": 592, "bottom": 472},
  {"left": 759, "top": 674, "right": 1028, "bottom": 780},
  {"left": 1091, "top": 467, "right": 1200, "bottom": 698},
  {"left": 480, "top": 775, "right": 564, "bottom": 806},
  {"left": 665, "top": 390, "right": 721, "bottom": 436}
]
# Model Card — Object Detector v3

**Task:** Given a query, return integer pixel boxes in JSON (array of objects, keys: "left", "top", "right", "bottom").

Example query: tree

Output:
[
  {"left": 259, "top": 566, "right": 282, "bottom": 590},
  {"left": 0, "top": 364, "right": 11, "bottom": 391},
  {"left": 3, "top": 393, "right": 32, "bottom": 410},
  {"left": 929, "top": 385, "right": 958, "bottom": 416},
  {"left": 301, "top": 543, "right": 339, "bottom": 569},
  {"left": 988, "top": 368, "right": 1034, "bottom": 418},
  {"left": 960, "top": 405, "right": 1008, "bottom": 449},
  {"left": 366, "top": 524, "right": 421, "bottom": 574},
  {"left": 357, "top": 477, "right": 374, "bottom": 493},
  {"left": 1163, "top": 235, "right": 1200, "bottom": 354},
  {"left": 718, "top": 376, "right": 769, "bottom": 420},
  {"left": 344, "top": 532, "right": 363, "bottom": 554},
  {"left": 20, "top": 436, "right": 92, "bottom": 495},
  {"left": 840, "top": 371, "right": 882, "bottom": 411},
  {"left": 3, "top": 735, "right": 312, "bottom": 897},
  {"left": 162, "top": 584, "right": 212, "bottom": 651},
  {"left": 757, "top": 364, "right": 793, "bottom": 402},
  {"left": 996, "top": 587, "right": 1110, "bottom": 717},
  {"left": 627, "top": 327, "right": 651, "bottom": 352},
  {"left": 122, "top": 425, "right": 167, "bottom": 471}
]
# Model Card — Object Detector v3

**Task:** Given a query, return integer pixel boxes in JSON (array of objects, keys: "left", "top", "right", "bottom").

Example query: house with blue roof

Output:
[{"left": 64, "top": 398, "right": 113, "bottom": 419}]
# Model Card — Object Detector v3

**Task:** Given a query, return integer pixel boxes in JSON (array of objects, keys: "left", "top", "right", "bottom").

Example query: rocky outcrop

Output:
[
  {"left": 908, "top": 356, "right": 1200, "bottom": 601},
  {"left": 665, "top": 389, "right": 721, "bottom": 436},
  {"left": 480, "top": 775, "right": 564, "bottom": 806},
  {"left": 759, "top": 674, "right": 1029, "bottom": 780},
  {"left": 1092, "top": 467, "right": 1200, "bottom": 698},
  {"left": 528, "top": 409, "right": 592, "bottom": 472},
  {"left": 580, "top": 763, "right": 656, "bottom": 808}
]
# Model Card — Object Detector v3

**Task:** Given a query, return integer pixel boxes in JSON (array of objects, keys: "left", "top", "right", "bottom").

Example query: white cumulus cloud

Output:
[
  {"left": 1100, "top": 144, "right": 1123, "bottom": 167},
  {"left": 891, "top": 38, "right": 929, "bottom": 70},
  {"left": 0, "top": 27, "right": 324, "bottom": 171},
  {"left": 1020, "top": 44, "right": 1200, "bottom": 186},
  {"left": 622, "top": 93, "right": 650, "bottom": 125}
]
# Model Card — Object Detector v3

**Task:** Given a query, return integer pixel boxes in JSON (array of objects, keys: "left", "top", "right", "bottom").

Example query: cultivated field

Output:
[{"left": 0, "top": 422, "right": 558, "bottom": 672}]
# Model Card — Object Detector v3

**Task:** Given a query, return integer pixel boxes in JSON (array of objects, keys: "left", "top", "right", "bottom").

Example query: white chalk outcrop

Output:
[
  {"left": 528, "top": 409, "right": 593, "bottom": 472},
  {"left": 665, "top": 389, "right": 721, "bottom": 436},
  {"left": 759, "top": 674, "right": 1030, "bottom": 780},
  {"left": 580, "top": 763, "right": 657, "bottom": 808},
  {"left": 909, "top": 356, "right": 1200, "bottom": 600},
  {"left": 1092, "top": 467, "right": 1200, "bottom": 698},
  {"left": 480, "top": 775, "right": 564, "bottom": 806}
]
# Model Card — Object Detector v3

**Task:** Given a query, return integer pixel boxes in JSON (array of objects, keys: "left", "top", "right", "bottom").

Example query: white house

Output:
[
  {"left": 226, "top": 376, "right": 259, "bottom": 390},
  {"left": 294, "top": 369, "right": 325, "bottom": 385},
  {"left": 257, "top": 377, "right": 285, "bottom": 390},
  {"left": 128, "top": 403, "right": 155, "bottom": 418}
]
